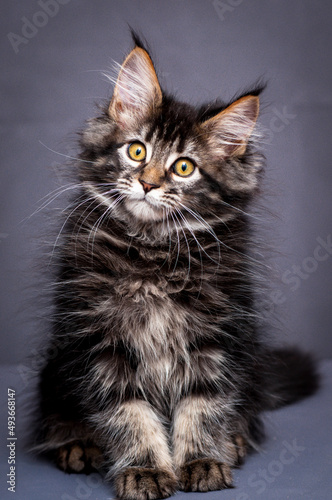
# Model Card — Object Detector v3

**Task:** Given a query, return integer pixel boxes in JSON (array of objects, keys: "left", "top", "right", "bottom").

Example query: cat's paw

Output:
[
  {"left": 56, "top": 441, "right": 102, "bottom": 474},
  {"left": 115, "top": 467, "right": 178, "bottom": 500},
  {"left": 179, "top": 458, "right": 233, "bottom": 492},
  {"left": 233, "top": 434, "right": 248, "bottom": 465}
]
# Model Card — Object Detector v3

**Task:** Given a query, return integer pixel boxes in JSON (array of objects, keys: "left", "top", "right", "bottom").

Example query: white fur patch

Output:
[{"left": 94, "top": 400, "right": 173, "bottom": 475}]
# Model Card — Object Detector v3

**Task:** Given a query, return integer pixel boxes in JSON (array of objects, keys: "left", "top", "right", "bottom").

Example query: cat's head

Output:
[{"left": 80, "top": 39, "right": 263, "bottom": 236}]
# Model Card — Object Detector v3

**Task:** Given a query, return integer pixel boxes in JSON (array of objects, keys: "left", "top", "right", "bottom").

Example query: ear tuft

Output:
[
  {"left": 129, "top": 28, "right": 149, "bottom": 52},
  {"left": 108, "top": 47, "right": 162, "bottom": 127}
]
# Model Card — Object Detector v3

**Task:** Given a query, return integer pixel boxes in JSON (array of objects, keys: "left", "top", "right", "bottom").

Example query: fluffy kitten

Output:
[{"left": 35, "top": 35, "right": 318, "bottom": 499}]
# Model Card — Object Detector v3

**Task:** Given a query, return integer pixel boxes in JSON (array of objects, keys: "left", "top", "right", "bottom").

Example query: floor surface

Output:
[{"left": 0, "top": 361, "right": 331, "bottom": 500}]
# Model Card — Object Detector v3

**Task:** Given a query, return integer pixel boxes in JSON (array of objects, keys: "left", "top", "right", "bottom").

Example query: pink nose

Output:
[{"left": 139, "top": 180, "right": 159, "bottom": 193}]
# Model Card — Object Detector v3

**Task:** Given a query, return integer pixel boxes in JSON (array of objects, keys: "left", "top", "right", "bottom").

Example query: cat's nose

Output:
[{"left": 139, "top": 179, "right": 160, "bottom": 194}]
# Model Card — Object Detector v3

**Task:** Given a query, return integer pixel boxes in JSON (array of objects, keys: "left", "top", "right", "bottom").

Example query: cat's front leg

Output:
[
  {"left": 172, "top": 394, "right": 241, "bottom": 492},
  {"left": 94, "top": 399, "right": 177, "bottom": 500}
]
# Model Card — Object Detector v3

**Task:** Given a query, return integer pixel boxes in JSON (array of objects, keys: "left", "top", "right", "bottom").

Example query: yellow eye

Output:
[
  {"left": 127, "top": 142, "right": 146, "bottom": 162},
  {"left": 173, "top": 158, "right": 195, "bottom": 177}
]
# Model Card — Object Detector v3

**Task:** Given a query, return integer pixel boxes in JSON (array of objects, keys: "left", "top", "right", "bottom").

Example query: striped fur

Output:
[{"left": 35, "top": 36, "right": 318, "bottom": 499}]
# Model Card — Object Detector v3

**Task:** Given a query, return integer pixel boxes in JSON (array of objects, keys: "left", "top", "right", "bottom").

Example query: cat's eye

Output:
[
  {"left": 127, "top": 142, "right": 146, "bottom": 162},
  {"left": 173, "top": 158, "right": 195, "bottom": 177}
]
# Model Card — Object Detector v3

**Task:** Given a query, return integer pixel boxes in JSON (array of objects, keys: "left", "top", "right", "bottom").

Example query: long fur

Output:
[{"left": 34, "top": 35, "right": 319, "bottom": 499}]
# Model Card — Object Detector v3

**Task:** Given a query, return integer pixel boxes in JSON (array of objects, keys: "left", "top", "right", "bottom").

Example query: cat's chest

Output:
[
  {"left": 112, "top": 275, "right": 190, "bottom": 373},
  {"left": 113, "top": 275, "right": 186, "bottom": 322},
  {"left": 109, "top": 272, "right": 224, "bottom": 356},
  {"left": 95, "top": 275, "right": 228, "bottom": 406}
]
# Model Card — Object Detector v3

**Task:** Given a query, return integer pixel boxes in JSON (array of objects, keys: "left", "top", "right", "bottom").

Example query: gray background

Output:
[
  {"left": 1, "top": 0, "right": 332, "bottom": 367},
  {"left": 1, "top": 2, "right": 332, "bottom": 500}
]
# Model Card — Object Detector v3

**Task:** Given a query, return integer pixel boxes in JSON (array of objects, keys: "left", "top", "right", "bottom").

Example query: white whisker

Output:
[
  {"left": 172, "top": 211, "right": 191, "bottom": 283},
  {"left": 178, "top": 202, "right": 222, "bottom": 267},
  {"left": 170, "top": 212, "right": 181, "bottom": 275},
  {"left": 179, "top": 202, "right": 269, "bottom": 269},
  {"left": 217, "top": 200, "right": 264, "bottom": 222},
  {"left": 88, "top": 193, "right": 125, "bottom": 262},
  {"left": 38, "top": 141, "right": 98, "bottom": 164}
]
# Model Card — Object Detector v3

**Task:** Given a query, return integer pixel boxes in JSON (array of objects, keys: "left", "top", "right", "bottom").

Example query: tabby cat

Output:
[{"left": 36, "top": 35, "right": 318, "bottom": 499}]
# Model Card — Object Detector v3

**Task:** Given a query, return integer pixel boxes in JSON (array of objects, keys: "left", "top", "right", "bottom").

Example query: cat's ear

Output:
[
  {"left": 108, "top": 47, "right": 162, "bottom": 127},
  {"left": 201, "top": 95, "right": 259, "bottom": 157}
]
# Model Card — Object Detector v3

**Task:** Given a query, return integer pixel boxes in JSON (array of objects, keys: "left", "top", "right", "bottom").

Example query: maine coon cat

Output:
[{"left": 35, "top": 35, "right": 318, "bottom": 499}]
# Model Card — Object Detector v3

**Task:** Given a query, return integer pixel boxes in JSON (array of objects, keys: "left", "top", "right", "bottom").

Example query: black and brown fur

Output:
[{"left": 35, "top": 35, "right": 318, "bottom": 499}]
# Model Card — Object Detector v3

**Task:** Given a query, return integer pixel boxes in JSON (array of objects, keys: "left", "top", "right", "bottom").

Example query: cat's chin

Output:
[{"left": 124, "top": 198, "right": 165, "bottom": 222}]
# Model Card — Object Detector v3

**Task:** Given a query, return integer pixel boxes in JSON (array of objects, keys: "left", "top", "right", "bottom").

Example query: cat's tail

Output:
[{"left": 260, "top": 347, "right": 320, "bottom": 411}]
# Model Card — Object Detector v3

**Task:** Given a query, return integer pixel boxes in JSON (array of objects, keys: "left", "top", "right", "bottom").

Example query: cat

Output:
[{"left": 35, "top": 33, "right": 318, "bottom": 499}]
